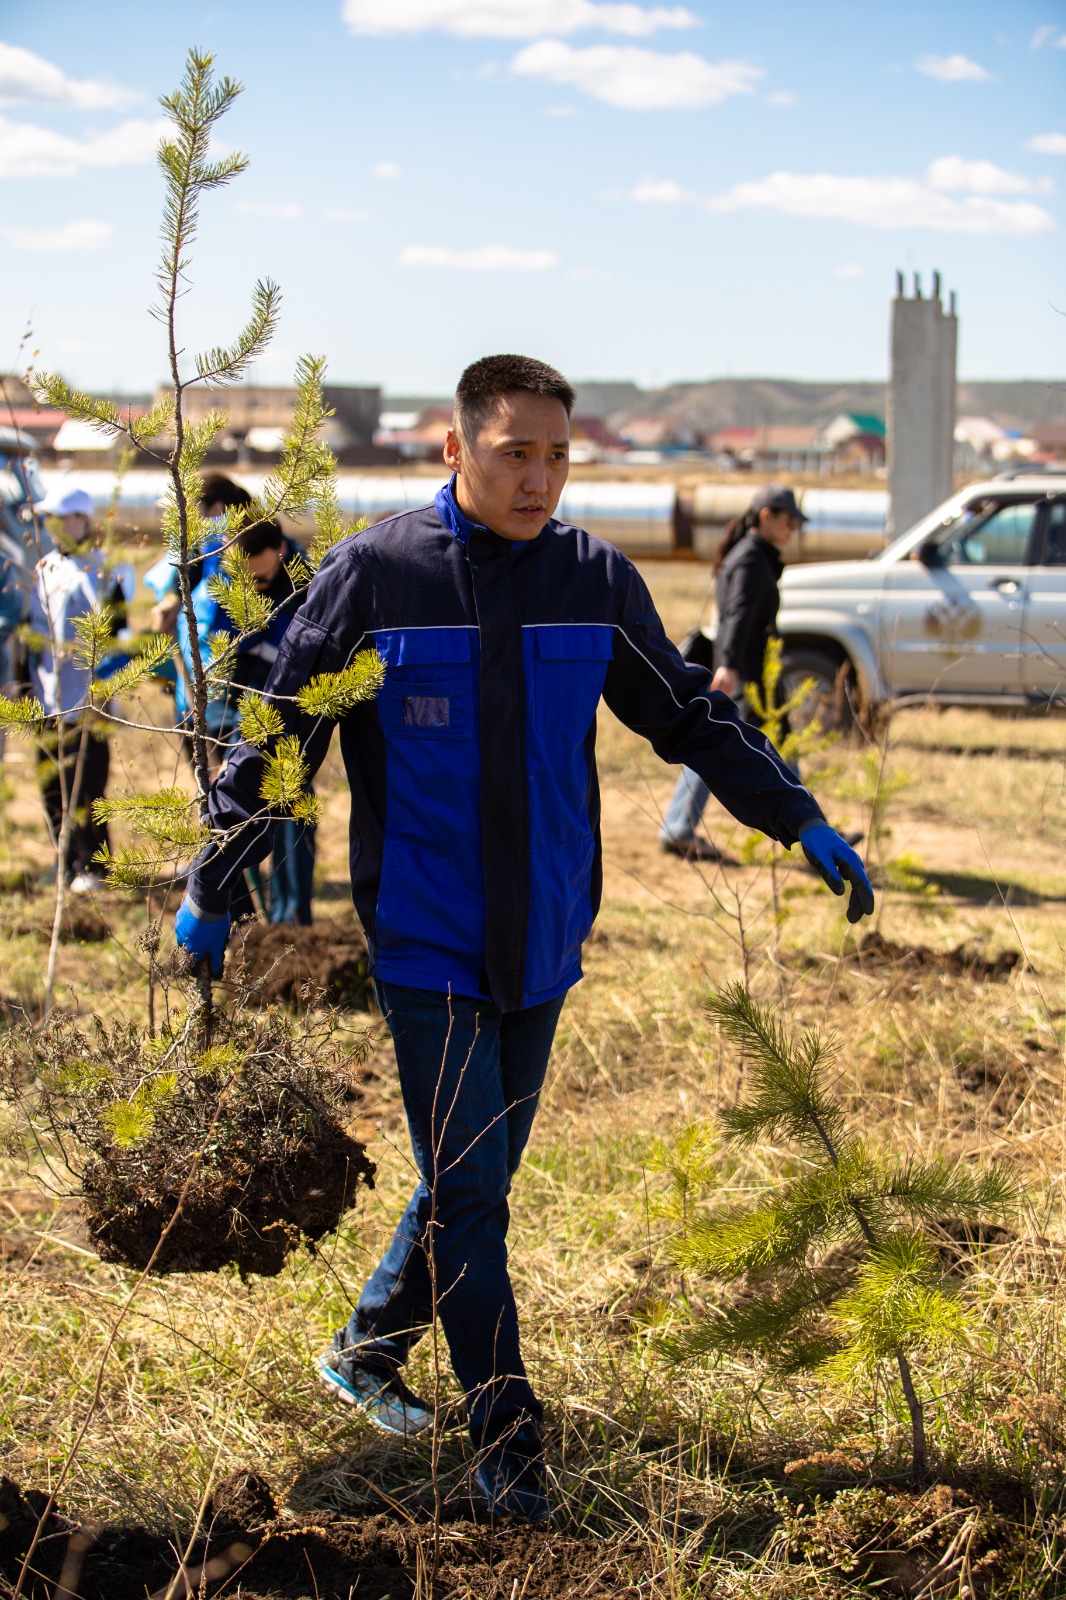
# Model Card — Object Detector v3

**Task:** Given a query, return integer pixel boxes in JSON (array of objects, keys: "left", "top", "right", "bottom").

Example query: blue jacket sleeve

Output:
[
  {"left": 604, "top": 558, "right": 824, "bottom": 846},
  {"left": 188, "top": 542, "right": 365, "bottom": 914}
]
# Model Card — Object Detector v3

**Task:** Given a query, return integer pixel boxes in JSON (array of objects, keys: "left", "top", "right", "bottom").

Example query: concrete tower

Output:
[{"left": 887, "top": 271, "right": 958, "bottom": 538}]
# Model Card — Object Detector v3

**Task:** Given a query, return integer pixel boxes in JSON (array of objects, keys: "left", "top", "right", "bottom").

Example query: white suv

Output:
[{"left": 766, "top": 474, "right": 1066, "bottom": 727}]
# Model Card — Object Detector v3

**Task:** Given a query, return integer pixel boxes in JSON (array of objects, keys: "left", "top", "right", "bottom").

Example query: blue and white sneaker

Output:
[
  {"left": 317, "top": 1334, "right": 434, "bottom": 1437},
  {"left": 473, "top": 1420, "right": 551, "bottom": 1523}
]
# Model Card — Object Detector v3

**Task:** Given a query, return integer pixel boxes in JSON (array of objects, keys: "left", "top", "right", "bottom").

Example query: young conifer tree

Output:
[
  {"left": 652, "top": 983, "right": 1017, "bottom": 1483},
  {"left": 0, "top": 49, "right": 383, "bottom": 1009}
]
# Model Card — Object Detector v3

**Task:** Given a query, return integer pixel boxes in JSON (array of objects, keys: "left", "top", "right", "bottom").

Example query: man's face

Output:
[
  {"left": 444, "top": 392, "right": 570, "bottom": 542},
  {"left": 246, "top": 546, "right": 284, "bottom": 591}
]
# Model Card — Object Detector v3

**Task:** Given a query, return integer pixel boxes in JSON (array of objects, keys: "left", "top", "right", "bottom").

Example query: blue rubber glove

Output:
[
  {"left": 174, "top": 894, "right": 231, "bottom": 977},
  {"left": 797, "top": 823, "right": 875, "bottom": 924}
]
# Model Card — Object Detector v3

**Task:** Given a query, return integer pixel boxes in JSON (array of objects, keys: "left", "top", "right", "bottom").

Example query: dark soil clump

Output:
[
  {"left": 85, "top": 1108, "right": 373, "bottom": 1276},
  {"left": 234, "top": 918, "right": 370, "bottom": 1009},
  {"left": 0, "top": 1008, "right": 375, "bottom": 1277},
  {"left": 850, "top": 931, "right": 1020, "bottom": 982},
  {"left": 16, "top": 904, "right": 111, "bottom": 942}
]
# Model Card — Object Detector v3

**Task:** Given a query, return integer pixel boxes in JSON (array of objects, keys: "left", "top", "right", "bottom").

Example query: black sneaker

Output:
[
  {"left": 660, "top": 836, "right": 724, "bottom": 863},
  {"left": 317, "top": 1334, "right": 434, "bottom": 1437},
  {"left": 474, "top": 1420, "right": 550, "bottom": 1522}
]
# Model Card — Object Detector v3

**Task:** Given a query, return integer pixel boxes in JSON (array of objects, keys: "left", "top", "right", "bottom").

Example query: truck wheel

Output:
[{"left": 780, "top": 649, "right": 856, "bottom": 737}]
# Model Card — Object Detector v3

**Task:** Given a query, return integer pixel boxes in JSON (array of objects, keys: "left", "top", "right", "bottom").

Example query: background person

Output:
[
  {"left": 206, "top": 516, "right": 316, "bottom": 925},
  {"left": 173, "top": 357, "right": 872, "bottom": 1522},
  {"left": 659, "top": 484, "right": 805, "bottom": 861},
  {"left": 29, "top": 487, "right": 130, "bottom": 892}
]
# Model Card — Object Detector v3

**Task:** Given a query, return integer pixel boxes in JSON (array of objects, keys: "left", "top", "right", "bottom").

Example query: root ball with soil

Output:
[{"left": 0, "top": 991, "right": 375, "bottom": 1277}]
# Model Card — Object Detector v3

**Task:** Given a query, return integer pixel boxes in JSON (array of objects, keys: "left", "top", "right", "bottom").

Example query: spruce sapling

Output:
[{"left": 655, "top": 983, "right": 1017, "bottom": 1483}]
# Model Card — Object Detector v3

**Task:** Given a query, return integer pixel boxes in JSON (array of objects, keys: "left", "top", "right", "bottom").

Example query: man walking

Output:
[{"left": 175, "top": 355, "right": 872, "bottom": 1520}]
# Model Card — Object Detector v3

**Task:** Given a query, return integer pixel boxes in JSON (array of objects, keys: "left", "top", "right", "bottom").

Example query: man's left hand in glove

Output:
[{"left": 796, "top": 822, "right": 875, "bottom": 924}]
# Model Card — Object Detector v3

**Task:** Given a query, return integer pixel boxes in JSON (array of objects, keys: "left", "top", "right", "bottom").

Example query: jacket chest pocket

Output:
[
  {"left": 533, "top": 624, "right": 614, "bottom": 736},
  {"left": 380, "top": 629, "right": 474, "bottom": 740}
]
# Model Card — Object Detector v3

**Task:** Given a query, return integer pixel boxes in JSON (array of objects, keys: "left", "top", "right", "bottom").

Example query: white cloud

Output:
[
  {"left": 1030, "top": 23, "right": 1066, "bottom": 48},
  {"left": 234, "top": 200, "right": 303, "bottom": 218},
  {"left": 512, "top": 42, "right": 761, "bottom": 109},
  {"left": 399, "top": 243, "right": 558, "bottom": 270},
  {"left": 765, "top": 90, "right": 796, "bottom": 107},
  {"left": 0, "top": 113, "right": 167, "bottom": 178},
  {"left": 373, "top": 160, "right": 401, "bottom": 178},
  {"left": 926, "top": 154, "right": 1050, "bottom": 194},
  {"left": 707, "top": 171, "right": 1053, "bottom": 235},
  {"left": 835, "top": 263, "right": 864, "bottom": 278},
  {"left": 6, "top": 219, "right": 113, "bottom": 251},
  {"left": 625, "top": 168, "right": 1055, "bottom": 234},
  {"left": 628, "top": 176, "right": 690, "bottom": 202},
  {"left": 915, "top": 53, "right": 995, "bottom": 82},
  {"left": 342, "top": 0, "right": 696, "bottom": 37},
  {"left": 1027, "top": 132, "right": 1066, "bottom": 155},
  {"left": 0, "top": 42, "right": 139, "bottom": 109}
]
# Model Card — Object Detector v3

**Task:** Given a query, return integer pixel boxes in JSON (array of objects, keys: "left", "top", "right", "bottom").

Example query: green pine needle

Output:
[
  {"left": 72, "top": 606, "right": 117, "bottom": 673},
  {"left": 94, "top": 634, "right": 175, "bottom": 699},
  {"left": 294, "top": 650, "right": 386, "bottom": 718},
  {"left": 238, "top": 693, "right": 285, "bottom": 747},
  {"left": 708, "top": 983, "right": 847, "bottom": 1155},
  {"left": 825, "top": 1232, "right": 970, "bottom": 1376},
  {"left": 0, "top": 694, "right": 45, "bottom": 735},
  {"left": 260, "top": 734, "right": 309, "bottom": 812}
]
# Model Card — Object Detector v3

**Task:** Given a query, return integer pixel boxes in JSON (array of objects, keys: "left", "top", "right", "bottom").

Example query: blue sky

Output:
[{"left": 2, "top": 2, "right": 1064, "bottom": 395}]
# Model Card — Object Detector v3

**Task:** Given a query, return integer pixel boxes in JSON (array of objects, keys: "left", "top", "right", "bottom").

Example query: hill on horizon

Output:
[{"left": 388, "top": 379, "right": 1064, "bottom": 434}]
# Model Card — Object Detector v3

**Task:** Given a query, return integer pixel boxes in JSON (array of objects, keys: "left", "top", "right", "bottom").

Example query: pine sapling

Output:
[{"left": 655, "top": 983, "right": 1017, "bottom": 1483}]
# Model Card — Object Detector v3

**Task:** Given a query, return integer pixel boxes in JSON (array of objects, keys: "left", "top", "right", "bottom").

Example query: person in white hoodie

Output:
[{"left": 29, "top": 488, "right": 128, "bottom": 893}]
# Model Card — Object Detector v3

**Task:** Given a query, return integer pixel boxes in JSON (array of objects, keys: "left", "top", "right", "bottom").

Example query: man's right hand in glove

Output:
[{"left": 174, "top": 894, "right": 231, "bottom": 977}]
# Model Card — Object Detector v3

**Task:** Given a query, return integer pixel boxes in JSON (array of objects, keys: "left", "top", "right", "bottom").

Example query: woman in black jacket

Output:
[{"left": 659, "top": 484, "right": 804, "bottom": 859}]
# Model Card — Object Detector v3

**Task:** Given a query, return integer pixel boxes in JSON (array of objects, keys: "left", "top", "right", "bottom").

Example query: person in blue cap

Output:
[
  {"left": 173, "top": 357, "right": 873, "bottom": 1522},
  {"left": 659, "top": 483, "right": 808, "bottom": 862}
]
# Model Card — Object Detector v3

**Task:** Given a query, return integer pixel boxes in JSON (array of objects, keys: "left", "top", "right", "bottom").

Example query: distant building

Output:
[
  {"left": 819, "top": 412, "right": 886, "bottom": 473},
  {"left": 173, "top": 381, "right": 381, "bottom": 458},
  {"left": 374, "top": 404, "right": 452, "bottom": 460}
]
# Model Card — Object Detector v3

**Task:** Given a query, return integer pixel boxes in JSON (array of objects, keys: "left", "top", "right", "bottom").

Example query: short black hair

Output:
[
  {"left": 199, "top": 474, "right": 253, "bottom": 513},
  {"left": 238, "top": 519, "right": 284, "bottom": 557},
  {"left": 454, "top": 354, "right": 575, "bottom": 440}
]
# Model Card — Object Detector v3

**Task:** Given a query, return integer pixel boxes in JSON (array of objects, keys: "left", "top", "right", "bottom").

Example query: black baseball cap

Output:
[{"left": 751, "top": 484, "right": 808, "bottom": 522}]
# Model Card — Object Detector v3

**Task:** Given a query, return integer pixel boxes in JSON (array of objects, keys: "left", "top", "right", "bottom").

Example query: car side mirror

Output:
[{"left": 915, "top": 538, "right": 943, "bottom": 567}]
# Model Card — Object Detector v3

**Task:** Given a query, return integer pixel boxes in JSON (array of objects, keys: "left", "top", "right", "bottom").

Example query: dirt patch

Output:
[
  {"left": 0, "top": 1469, "right": 1042, "bottom": 1600},
  {"left": 0, "top": 1472, "right": 658, "bottom": 1600},
  {"left": 848, "top": 931, "right": 1021, "bottom": 982},
  {"left": 15, "top": 904, "right": 112, "bottom": 943},
  {"left": 233, "top": 918, "right": 370, "bottom": 1009}
]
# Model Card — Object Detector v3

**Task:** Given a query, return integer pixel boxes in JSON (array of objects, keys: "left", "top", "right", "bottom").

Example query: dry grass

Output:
[{"left": 2, "top": 554, "right": 1066, "bottom": 1595}]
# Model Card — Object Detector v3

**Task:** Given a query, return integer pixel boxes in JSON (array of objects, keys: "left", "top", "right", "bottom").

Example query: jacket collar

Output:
[
  {"left": 749, "top": 531, "right": 785, "bottom": 573},
  {"left": 435, "top": 474, "right": 487, "bottom": 547}
]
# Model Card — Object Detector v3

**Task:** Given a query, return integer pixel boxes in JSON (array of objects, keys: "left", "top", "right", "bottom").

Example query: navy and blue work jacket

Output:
[{"left": 190, "top": 480, "right": 825, "bottom": 1011}]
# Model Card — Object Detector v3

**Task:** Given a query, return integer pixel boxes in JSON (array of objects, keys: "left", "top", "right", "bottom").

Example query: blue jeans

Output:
[{"left": 346, "top": 980, "right": 566, "bottom": 1445}]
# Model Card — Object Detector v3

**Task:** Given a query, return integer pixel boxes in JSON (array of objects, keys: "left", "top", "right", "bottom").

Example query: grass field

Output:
[{"left": 1, "top": 554, "right": 1065, "bottom": 1597}]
